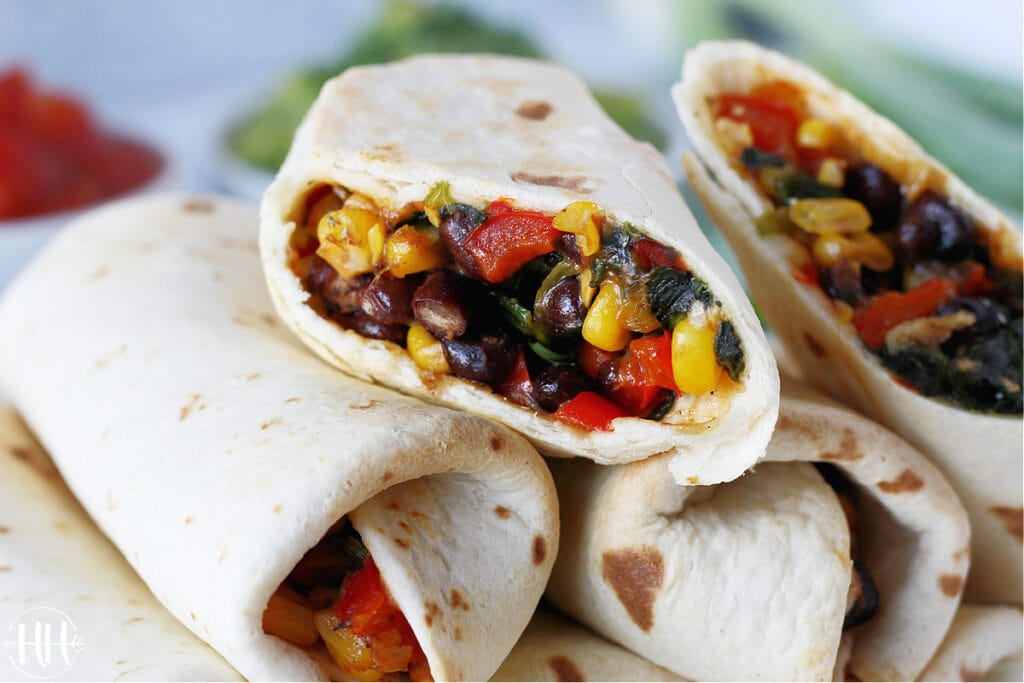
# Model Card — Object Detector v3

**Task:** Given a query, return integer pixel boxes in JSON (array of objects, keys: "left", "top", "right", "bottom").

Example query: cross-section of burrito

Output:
[
  {"left": 0, "top": 194, "right": 558, "bottom": 682},
  {"left": 0, "top": 407, "right": 242, "bottom": 681},
  {"left": 260, "top": 54, "right": 778, "bottom": 486},
  {"left": 674, "top": 40, "right": 1022, "bottom": 604},
  {"left": 546, "top": 376, "right": 970, "bottom": 681}
]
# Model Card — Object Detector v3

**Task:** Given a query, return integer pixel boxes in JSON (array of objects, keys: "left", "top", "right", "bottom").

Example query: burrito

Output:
[
  {"left": 919, "top": 605, "right": 1023, "bottom": 681},
  {"left": 0, "top": 406, "right": 242, "bottom": 681},
  {"left": 674, "top": 40, "right": 1022, "bottom": 604},
  {"left": 260, "top": 54, "right": 779, "bottom": 486},
  {"left": 545, "top": 376, "right": 970, "bottom": 681},
  {"left": 492, "top": 608, "right": 678, "bottom": 682},
  {"left": 0, "top": 194, "right": 559, "bottom": 681}
]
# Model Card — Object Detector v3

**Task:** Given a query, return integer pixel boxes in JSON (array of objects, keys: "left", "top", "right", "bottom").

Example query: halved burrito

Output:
[
  {"left": 0, "top": 194, "right": 559, "bottom": 681},
  {"left": 260, "top": 54, "right": 779, "bottom": 486},
  {"left": 545, "top": 376, "right": 970, "bottom": 681},
  {"left": 674, "top": 40, "right": 1022, "bottom": 604},
  {"left": 0, "top": 406, "right": 242, "bottom": 681}
]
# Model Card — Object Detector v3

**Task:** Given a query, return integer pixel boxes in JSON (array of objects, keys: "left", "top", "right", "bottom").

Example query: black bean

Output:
[
  {"left": 842, "top": 163, "right": 902, "bottom": 231},
  {"left": 336, "top": 312, "right": 407, "bottom": 345},
  {"left": 441, "top": 332, "right": 516, "bottom": 385},
  {"left": 936, "top": 296, "right": 1011, "bottom": 338},
  {"left": 536, "top": 277, "right": 584, "bottom": 338},
  {"left": 557, "top": 232, "right": 583, "bottom": 266},
  {"left": 306, "top": 256, "right": 371, "bottom": 317},
  {"left": 361, "top": 273, "right": 421, "bottom": 325},
  {"left": 531, "top": 365, "right": 592, "bottom": 411},
  {"left": 439, "top": 210, "right": 484, "bottom": 278},
  {"left": 843, "top": 559, "right": 879, "bottom": 630},
  {"left": 819, "top": 259, "right": 865, "bottom": 306},
  {"left": 896, "top": 192, "right": 974, "bottom": 263},
  {"left": 412, "top": 271, "right": 479, "bottom": 339}
]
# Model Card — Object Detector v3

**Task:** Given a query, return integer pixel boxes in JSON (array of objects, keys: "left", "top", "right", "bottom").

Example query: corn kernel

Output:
[
  {"left": 367, "top": 223, "right": 386, "bottom": 264},
  {"left": 811, "top": 234, "right": 848, "bottom": 267},
  {"left": 314, "top": 611, "right": 380, "bottom": 681},
  {"left": 849, "top": 233, "right": 895, "bottom": 271},
  {"left": 344, "top": 192, "right": 379, "bottom": 212},
  {"left": 384, "top": 225, "right": 449, "bottom": 278},
  {"left": 789, "top": 198, "right": 872, "bottom": 235},
  {"left": 816, "top": 158, "right": 846, "bottom": 188},
  {"left": 407, "top": 323, "right": 450, "bottom": 373},
  {"left": 797, "top": 118, "right": 836, "bottom": 150},
  {"left": 582, "top": 283, "right": 631, "bottom": 352},
  {"left": 553, "top": 201, "right": 602, "bottom": 257},
  {"left": 714, "top": 117, "right": 753, "bottom": 156},
  {"left": 671, "top": 318, "right": 719, "bottom": 395}
]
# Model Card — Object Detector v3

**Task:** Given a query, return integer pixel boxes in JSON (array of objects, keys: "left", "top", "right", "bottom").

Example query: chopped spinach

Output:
[
  {"left": 528, "top": 339, "right": 576, "bottom": 366},
  {"left": 439, "top": 201, "right": 486, "bottom": 226},
  {"left": 880, "top": 344, "right": 950, "bottom": 396},
  {"left": 773, "top": 172, "right": 841, "bottom": 203},
  {"left": 645, "top": 391, "right": 677, "bottom": 421},
  {"left": 740, "top": 146, "right": 786, "bottom": 169},
  {"left": 590, "top": 222, "right": 644, "bottom": 285},
  {"left": 645, "top": 267, "right": 714, "bottom": 329},
  {"left": 713, "top": 320, "right": 745, "bottom": 381}
]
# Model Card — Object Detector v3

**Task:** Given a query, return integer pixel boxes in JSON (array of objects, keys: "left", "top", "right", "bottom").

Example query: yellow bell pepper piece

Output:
[
  {"left": 582, "top": 283, "right": 631, "bottom": 352},
  {"left": 407, "top": 323, "right": 450, "bottom": 373},
  {"left": 553, "top": 201, "right": 602, "bottom": 257},
  {"left": 789, "top": 198, "right": 871, "bottom": 235},
  {"left": 314, "top": 610, "right": 381, "bottom": 681},
  {"left": 671, "top": 319, "right": 719, "bottom": 395}
]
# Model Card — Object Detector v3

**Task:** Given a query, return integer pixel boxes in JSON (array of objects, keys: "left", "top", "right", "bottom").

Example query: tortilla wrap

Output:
[
  {"left": 0, "top": 406, "right": 242, "bottom": 681},
  {"left": 919, "top": 604, "right": 1023, "bottom": 681},
  {"left": 674, "top": 39, "right": 1022, "bottom": 604},
  {"left": 0, "top": 194, "right": 558, "bottom": 681},
  {"left": 492, "top": 608, "right": 677, "bottom": 682},
  {"left": 260, "top": 54, "right": 779, "bottom": 486},
  {"left": 546, "top": 375, "right": 970, "bottom": 681}
]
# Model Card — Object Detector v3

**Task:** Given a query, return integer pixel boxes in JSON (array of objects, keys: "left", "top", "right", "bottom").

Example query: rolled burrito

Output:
[
  {"left": 0, "top": 406, "right": 242, "bottom": 681},
  {"left": 919, "top": 604, "right": 1023, "bottom": 681},
  {"left": 0, "top": 194, "right": 559, "bottom": 681},
  {"left": 260, "top": 54, "right": 779, "bottom": 486},
  {"left": 674, "top": 40, "right": 1022, "bottom": 604},
  {"left": 546, "top": 376, "right": 970, "bottom": 681}
]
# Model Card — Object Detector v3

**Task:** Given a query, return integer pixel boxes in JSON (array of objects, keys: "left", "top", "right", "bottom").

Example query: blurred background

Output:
[{"left": 0, "top": 0, "right": 1021, "bottom": 286}]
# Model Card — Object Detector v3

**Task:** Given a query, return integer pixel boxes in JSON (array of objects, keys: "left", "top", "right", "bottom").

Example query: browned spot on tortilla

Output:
[
  {"left": 349, "top": 400, "right": 379, "bottom": 410},
  {"left": 382, "top": 470, "right": 394, "bottom": 483},
  {"left": 515, "top": 100, "right": 553, "bottom": 120},
  {"left": 423, "top": 601, "right": 441, "bottom": 627},
  {"left": 53, "top": 521, "right": 69, "bottom": 534},
  {"left": 960, "top": 666, "right": 983, "bottom": 681},
  {"left": 601, "top": 546, "right": 665, "bottom": 632},
  {"left": 179, "top": 394, "right": 204, "bottom": 422},
  {"left": 533, "top": 535, "right": 547, "bottom": 565},
  {"left": 284, "top": 397, "right": 301, "bottom": 403},
  {"left": 510, "top": 171, "right": 594, "bottom": 194},
  {"left": 0, "top": 526, "right": 9, "bottom": 534},
  {"left": 393, "top": 537, "right": 410, "bottom": 549},
  {"left": 87, "top": 266, "right": 111, "bottom": 281},
  {"left": 9, "top": 447, "right": 32, "bottom": 463},
  {"left": 494, "top": 505, "right": 511, "bottom": 519},
  {"left": 803, "top": 331, "right": 827, "bottom": 358},
  {"left": 547, "top": 655, "right": 585, "bottom": 682},
  {"left": 260, "top": 418, "right": 281, "bottom": 430},
  {"left": 820, "top": 428, "right": 863, "bottom": 461},
  {"left": 489, "top": 435, "right": 503, "bottom": 451},
  {"left": 0, "top": 566, "right": 11, "bottom": 573},
  {"left": 387, "top": 501, "right": 400, "bottom": 511},
  {"left": 453, "top": 627, "right": 462, "bottom": 641},
  {"left": 272, "top": 505, "right": 283, "bottom": 514},
  {"left": 260, "top": 314, "right": 278, "bottom": 327},
  {"left": 989, "top": 506, "right": 1024, "bottom": 542},
  {"left": 246, "top": 372, "right": 261, "bottom": 381},
  {"left": 115, "top": 659, "right": 127, "bottom": 666},
  {"left": 125, "top": 617, "right": 144, "bottom": 624},
  {"left": 183, "top": 199, "right": 214, "bottom": 213},
  {"left": 184, "top": 516, "right": 194, "bottom": 525},
  {"left": 954, "top": 543, "right": 971, "bottom": 562},
  {"left": 398, "top": 521, "right": 412, "bottom": 533},
  {"left": 127, "top": 598, "right": 142, "bottom": 606},
  {"left": 939, "top": 574, "right": 964, "bottom": 597},
  {"left": 411, "top": 510, "right": 430, "bottom": 521},
  {"left": 877, "top": 468, "right": 925, "bottom": 493},
  {"left": 190, "top": 612, "right": 196, "bottom": 621},
  {"left": 93, "top": 343, "right": 129, "bottom": 372},
  {"left": 449, "top": 589, "right": 470, "bottom": 611}
]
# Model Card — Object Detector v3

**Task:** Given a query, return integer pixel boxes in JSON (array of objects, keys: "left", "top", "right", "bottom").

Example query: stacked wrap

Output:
[
  {"left": 260, "top": 54, "right": 779, "bottom": 486},
  {"left": 546, "top": 377, "right": 970, "bottom": 681},
  {"left": 674, "top": 39, "right": 1022, "bottom": 604},
  {"left": 0, "top": 194, "right": 558, "bottom": 681}
]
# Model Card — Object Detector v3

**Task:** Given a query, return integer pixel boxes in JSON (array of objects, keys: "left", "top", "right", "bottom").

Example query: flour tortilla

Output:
[
  {"left": 260, "top": 53, "right": 779, "bottom": 487},
  {"left": 546, "top": 375, "right": 970, "bottom": 681},
  {"left": 674, "top": 39, "right": 1022, "bottom": 604},
  {"left": 0, "top": 194, "right": 558, "bottom": 681},
  {"left": 0, "top": 406, "right": 242, "bottom": 681},
  {"left": 491, "top": 608, "right": 678, "bottom": 682},
  {"left": 918, "top": 604, "right": 1023, "bottom": 681}
]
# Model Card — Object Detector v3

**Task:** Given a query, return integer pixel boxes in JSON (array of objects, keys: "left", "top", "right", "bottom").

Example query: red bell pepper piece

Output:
[
  {"left": 957, "top": 261, "right": 995, "bottom": 296},
  {"left": 791, "top": 261, "right": 819, "bottom": 286},
  {"left": 628, "top": 332, "right": 677, "bottom": 391},
  {"left": 855, "top": 278, "right": 959, "bottom": 349},
  {"left": 579, "top": 341, "right": 619, "bottom": 379},
  {"left": 716, "top": 82, "right": 803, "bottom": 157},
  {"left": 554, "top": 391, "right": 629, "bottom": 431},
  {"left": 631, "top": 238, "right": 685, "bottom": 271},
  {"left": 464, "top": 210, "right": 560, "bottom": 283}
]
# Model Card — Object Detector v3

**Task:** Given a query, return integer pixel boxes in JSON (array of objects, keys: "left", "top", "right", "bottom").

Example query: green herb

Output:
[
  {"left": 424, "top": 181, "right": 455, "bottom": 226},
  {"left": 713, "top": 320, "right": 745, "bottom": 380},
  {"left": 772, "top": 172, "right": 841, "bottom": 203},
  {"left": 646, "top": 391, "right": 677, "bottom": 421},
  {"left": 528, "top": 339, "right": 576, "bottom": 365},
  {"left": 645, "top": 267, "right": 714, "bottom": 329},
  {"left": 591, "top": 222, "right": 644, "bottom": 285},
  {"left": 740, "top": 146, "right": 786, "bottom": 169}
]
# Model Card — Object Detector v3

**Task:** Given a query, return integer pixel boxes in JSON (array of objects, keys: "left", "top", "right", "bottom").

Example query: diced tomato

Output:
[
  {"left": 957, "top": 261, "right": 995, "bottom": 296},
  {"left": 628, "top": 332, "right": 677, "bottom": 391},
  {"left": 631, "top": 238, "right": 684, "bottom": 271},
  {"left": 854, "top": 278, "right": 959, "bottom": 349},
  {"left": 716, "top": 82, "right": 802, "bottom": 157},
  {"left": 579, "top": 341, "right": 619, "bottom": 379},
  {"left": 554, "top": 391, "right": 629, "bottom": 431},
  {"left": 791, "top": 261, "right": 819, "bottom": 286},
  {"left": 464, "top": 210, "right": 560, "bottom": 283}
]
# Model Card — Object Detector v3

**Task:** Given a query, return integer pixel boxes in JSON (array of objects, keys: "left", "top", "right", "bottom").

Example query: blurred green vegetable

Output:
[
  {"left": 230, "top": 0, "right": 666, "bottom": 172},
  {"left": 677, "top": 0, "right": 1023, "bottom": 214}
]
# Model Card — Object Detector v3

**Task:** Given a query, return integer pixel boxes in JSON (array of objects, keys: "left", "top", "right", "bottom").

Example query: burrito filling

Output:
[
  {"left": 288, "top": 183, "right": 746, "bottom": 431},
  {"left": 814, "top": 463, "right": 879, "bottom": 630},
  {"left": 711, "top": 80, "right": 1022, "bottom": 414},
  {"left": 262, "top": 519, "right": 431, "bottom": 681}
]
